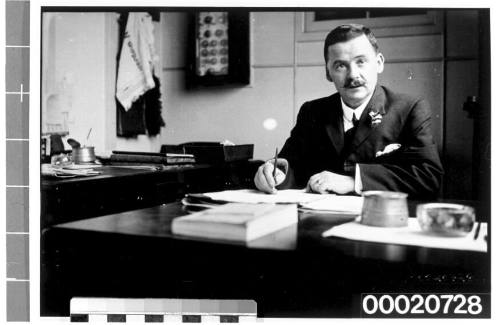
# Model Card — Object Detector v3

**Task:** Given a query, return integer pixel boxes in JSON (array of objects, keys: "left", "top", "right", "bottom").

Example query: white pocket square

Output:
[{"left": 376, "top": 143, "right": 401, "bottom": 157}]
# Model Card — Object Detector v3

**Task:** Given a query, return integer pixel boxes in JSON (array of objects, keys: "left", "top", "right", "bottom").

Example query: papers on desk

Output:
[
  {"left": 201, "top": 189, "right": 324, "bottom": 204},
  {"left": 300, "top": 195, "right": 363, "bottom": 214},
  {"left": 322, "top": 217, "right": 487, "bottom": 252},
  {"left": 41, "top": 163, "right": 101, "bottom": 177},
  {"left": 185, "top": 189, "right": 363, "bottom": 215}
]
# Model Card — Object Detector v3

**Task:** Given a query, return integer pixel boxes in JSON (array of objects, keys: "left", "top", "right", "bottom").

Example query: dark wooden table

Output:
[
  {"left": 41, "top": 161, "right": 261, "bottom": 228},
  {"left": 41, "top": 201, "right": 490, "bottom": 318}
]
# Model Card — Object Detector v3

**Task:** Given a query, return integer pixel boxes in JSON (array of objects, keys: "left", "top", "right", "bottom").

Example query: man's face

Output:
[{"left": 326, "top": 35, "right": 384, "bottom": 108}]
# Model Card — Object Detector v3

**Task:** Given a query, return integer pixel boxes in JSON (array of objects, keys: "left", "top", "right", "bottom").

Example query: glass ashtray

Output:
[{"left": 416, "top": 203, "right": 475, "bottom": 237}]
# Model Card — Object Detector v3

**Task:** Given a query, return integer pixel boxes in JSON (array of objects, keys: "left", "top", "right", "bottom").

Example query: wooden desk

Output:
[
  {"left": 41, "top": 202, "right": 490, "bottom": 318},
  {"left": 41, "top": 161, "right": 261, "bottom": 228}
]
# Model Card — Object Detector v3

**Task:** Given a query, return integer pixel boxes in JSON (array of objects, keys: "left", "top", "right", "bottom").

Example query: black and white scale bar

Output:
[{"left": 70, "top": 298, "right": 257, "bottom": 323}]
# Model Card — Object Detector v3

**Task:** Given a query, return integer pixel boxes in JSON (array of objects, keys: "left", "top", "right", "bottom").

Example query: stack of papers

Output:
[
  {"left": 300, "top": 195, "right": 364, "bottom": 214},
  {"left": 202, "top": 189, "right": 324, "bottom": 204},
  {"left": 41, "top": 164, "right": 101, "bottom": 177},
  {"left": 322, "top": 217, "right": 487, "bottom": 252},
  {"left": 186, "top": 190, "right": 364, "bottom": 215}
]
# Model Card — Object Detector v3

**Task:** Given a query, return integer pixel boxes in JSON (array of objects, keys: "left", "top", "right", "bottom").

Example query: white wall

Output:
[{"left": 42, "top": 13, "right": 109, "bottom": 151}]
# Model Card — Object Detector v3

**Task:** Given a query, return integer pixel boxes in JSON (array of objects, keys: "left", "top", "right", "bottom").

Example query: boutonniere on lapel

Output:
[{"left": 368, "top": 110, "right": 383, "bottom": 128}]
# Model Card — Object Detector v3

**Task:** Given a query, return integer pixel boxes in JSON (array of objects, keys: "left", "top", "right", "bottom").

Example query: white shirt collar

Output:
[{"left": 341, "top": 94, "right": 373, "bottom": 122}]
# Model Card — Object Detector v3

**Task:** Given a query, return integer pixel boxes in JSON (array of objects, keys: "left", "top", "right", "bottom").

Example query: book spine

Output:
[
  {"left": 109, "top": 154, "right": 195, "bottom": 165},
  {"left": 112, "top": 150, "right": 167, "bottom": 157},
  {"left": 106, "top": 161, "right": 165, "bottom": 168},
  {"left": 112, "top": 151, "right": 194, "bottom": 158}
]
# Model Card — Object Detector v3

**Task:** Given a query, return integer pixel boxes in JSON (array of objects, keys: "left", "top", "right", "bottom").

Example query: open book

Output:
[{"left": 172, "top": 203, "right": 298, "bottom": 242}]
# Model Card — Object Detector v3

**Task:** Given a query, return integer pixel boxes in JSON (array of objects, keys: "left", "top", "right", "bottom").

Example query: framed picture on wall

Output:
[{"left": 186, "top": 11, "right": 250, "bottom": 88}]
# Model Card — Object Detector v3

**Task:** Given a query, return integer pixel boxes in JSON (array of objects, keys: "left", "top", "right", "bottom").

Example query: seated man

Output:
[{"left": 254, "top": 24, "right": 443, "bottom": 199}]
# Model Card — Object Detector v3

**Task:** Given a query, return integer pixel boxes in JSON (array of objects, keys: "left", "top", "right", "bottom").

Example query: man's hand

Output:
[
  {"left": 306, "top": 171, "right": 355, "bottom": 194},
  {"left": 254, "top": 158, "right": 288, "bottom": 194}
]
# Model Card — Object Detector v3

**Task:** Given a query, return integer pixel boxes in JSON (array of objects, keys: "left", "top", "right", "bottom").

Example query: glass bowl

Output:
[{"left": 416, "top": 203, "right": 475, "bottom": 237}]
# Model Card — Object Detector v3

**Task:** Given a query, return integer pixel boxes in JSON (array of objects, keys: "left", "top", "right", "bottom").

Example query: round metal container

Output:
[
  {"left": 72, "top": 146, "right": 96, "bottom": 164},
  {"left": 361, "top": 191, "right": 409, "bottom": 227}
]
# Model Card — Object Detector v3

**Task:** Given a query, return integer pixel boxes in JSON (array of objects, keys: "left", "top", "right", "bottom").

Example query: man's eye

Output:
[
  {"left": 356, "top": 59, "right": 367, "bottom": 65},
  {"left": 334, "top": 63, "right": 346, "bottom": 70}
]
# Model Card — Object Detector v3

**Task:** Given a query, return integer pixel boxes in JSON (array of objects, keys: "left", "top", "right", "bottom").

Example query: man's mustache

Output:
[{"left": 344, "top": 79, "right": 366, "bottom": 88}]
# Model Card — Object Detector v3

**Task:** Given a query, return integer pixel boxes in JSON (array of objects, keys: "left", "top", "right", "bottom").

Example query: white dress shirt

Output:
[
  {"left": 340, "top": 95, "right": 373, "bottom": 194},
  {"left": 341, "top": 96, "right": 370, "bottom": 131}
]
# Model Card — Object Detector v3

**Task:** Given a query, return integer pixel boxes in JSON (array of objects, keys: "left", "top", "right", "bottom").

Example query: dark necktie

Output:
[
  {"left": 352, "top": 114, "right": 359, "bottom": 128},
  {"left": 344, "top": 114, "right": 359, "bottom": 146},
  {"left": 342, "top": 114, "right": 359, "bottom": 175}
]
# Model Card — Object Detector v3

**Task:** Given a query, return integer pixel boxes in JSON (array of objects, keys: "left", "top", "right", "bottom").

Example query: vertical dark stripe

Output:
[{"left": 441, "top": 10, "right": 448, "bottom": 199}]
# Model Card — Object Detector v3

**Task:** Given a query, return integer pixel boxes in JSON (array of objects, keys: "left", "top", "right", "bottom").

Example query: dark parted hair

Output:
[{"left": 323, "top": 24, "right": 379, "bottom": 63}]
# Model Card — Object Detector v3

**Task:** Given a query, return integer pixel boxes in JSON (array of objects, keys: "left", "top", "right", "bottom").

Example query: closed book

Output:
[
  {"left": 112, "top": 150, "right": 195, "bottom": 159},
  {"left": 172, "top": 203, "right": 298, "bottom": 242},
  {"left": 109, "top": 153, "right": 195, "bottom": 164}
]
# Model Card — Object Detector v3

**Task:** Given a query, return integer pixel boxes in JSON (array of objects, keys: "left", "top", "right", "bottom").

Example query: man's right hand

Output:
[{"left": 254, "top": 158, "right": 288, "bottom": 194}]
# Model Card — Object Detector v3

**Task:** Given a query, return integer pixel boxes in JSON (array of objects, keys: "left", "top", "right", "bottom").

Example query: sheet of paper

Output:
[
  {"left": 300, "top": 195, "right": 363, "bottom": 214},
  {"left": 322, "top": 218, "right": 487, "bottom": 252},
  {"left": 202, "top": 189, "right": 325, "bottom": 204}
]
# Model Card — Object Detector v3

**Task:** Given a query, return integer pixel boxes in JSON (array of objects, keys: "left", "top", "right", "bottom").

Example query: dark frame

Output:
[{"left": 186, "top": 11, "right": 250, "bottom": 88}]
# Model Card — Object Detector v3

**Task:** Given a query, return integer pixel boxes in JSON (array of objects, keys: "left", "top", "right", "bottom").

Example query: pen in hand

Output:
[{"left": 272, "top": 148, "right": 278, "bottom": 186}]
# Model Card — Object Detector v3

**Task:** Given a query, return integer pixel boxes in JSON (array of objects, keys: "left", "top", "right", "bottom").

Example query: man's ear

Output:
[
  {"left": 325, "top": 66, "right": 332, "bottom": 82},
  {"left": 377, "top": 53, "right": 385, "bottom": 73}
]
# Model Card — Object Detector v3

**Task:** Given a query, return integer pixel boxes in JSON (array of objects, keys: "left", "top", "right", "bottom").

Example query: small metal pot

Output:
[
  {"left": 361, "top": 191, "right": 409, "bottom": 227},
  {"left": 72, "top": 146, "right": 96, "bottom": 164}
]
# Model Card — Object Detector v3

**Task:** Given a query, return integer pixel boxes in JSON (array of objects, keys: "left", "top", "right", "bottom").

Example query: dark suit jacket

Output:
[{"left": 278, "top": 85, "right": 444, "bottom": 198}]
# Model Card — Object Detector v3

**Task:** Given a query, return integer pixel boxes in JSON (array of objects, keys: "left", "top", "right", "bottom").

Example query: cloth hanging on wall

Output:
[
  {"left": 116, "top": 12, "right": 165, "bottom": 137},
  {"left": 116, "top": 12, "right": 157, "bottom": 110}
]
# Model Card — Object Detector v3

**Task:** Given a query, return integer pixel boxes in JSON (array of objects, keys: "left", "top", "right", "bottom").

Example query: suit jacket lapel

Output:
[
  {"left": 352, "top": 85, "right": 386, "bottom": 150},
  {"left": 324, "top": 94, "right": 344, "bottom": 155}
]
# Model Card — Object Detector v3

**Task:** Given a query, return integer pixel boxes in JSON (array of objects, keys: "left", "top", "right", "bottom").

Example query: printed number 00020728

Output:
[{"left": 361, "top": 294, "right": 485, "bottom": 317}]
